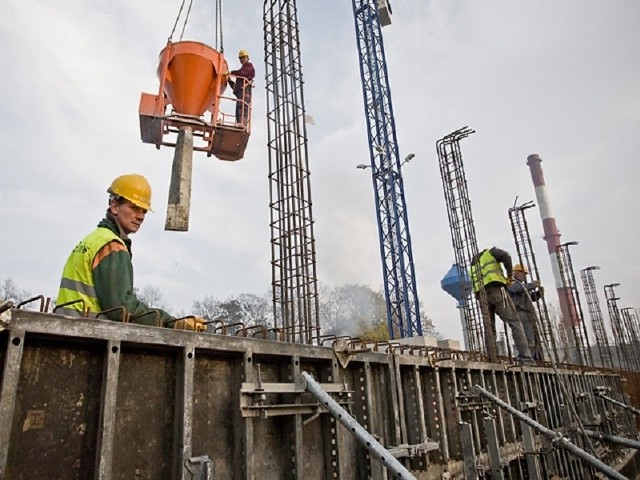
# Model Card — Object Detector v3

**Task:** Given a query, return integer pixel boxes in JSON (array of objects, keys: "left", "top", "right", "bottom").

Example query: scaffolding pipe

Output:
[
  {"left": 471, "top": 385, "right": 629, "bottom": 480},
  {"left": 300, "top": 371, "right": 417, "bottom": 480},
  {"left": 581, "top": 430, "right": 640, "bottom": 450},
  {"left": 595, "top": 393, "right": 640, "bottom": 416}
]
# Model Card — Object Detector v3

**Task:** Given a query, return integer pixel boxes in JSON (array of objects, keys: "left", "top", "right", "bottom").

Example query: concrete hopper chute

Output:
[
  {"left": 139, "top": 40, "right": 250, "bottom": 162},
  {"left": 160, "top": 41, "right": 226, "bottom": 116}
]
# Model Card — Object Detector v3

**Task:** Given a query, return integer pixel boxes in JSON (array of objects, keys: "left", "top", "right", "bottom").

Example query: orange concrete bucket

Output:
[{"left": 158, "top": 41, "right": 229, "bottom": 116}]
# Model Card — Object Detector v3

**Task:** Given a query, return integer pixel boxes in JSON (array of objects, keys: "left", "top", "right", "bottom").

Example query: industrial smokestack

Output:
[{"left": 526, "top": 154, "right": 579, "bottom": 343}]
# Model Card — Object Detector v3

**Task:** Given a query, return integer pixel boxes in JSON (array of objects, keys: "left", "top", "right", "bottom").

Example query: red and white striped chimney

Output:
[{"left": 526, "top": 154, "right": 579, "bottom": 333}]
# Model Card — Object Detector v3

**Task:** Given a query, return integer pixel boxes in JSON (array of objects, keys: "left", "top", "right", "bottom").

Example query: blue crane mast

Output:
[{"left": 351, "top": 0, "right": 422, "bottom": 338}]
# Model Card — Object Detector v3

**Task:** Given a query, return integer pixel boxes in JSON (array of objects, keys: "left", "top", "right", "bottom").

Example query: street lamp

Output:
[
  {"left": 401, "top": 153, "right": 415, "bottom": 166},
  {"left": 355, "top": 153, "right": 415, "bottom": 171}
]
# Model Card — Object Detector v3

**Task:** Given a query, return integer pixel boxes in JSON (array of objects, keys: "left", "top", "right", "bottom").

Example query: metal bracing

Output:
[
  {"left": 604, "top": 284, "right": 638, "bottom": 372},
  {"left": 580, "top": 266, "right": 614, "bottom": 369},
  {"left": 300, "top": 371, "right": 419, "bottom": 480},
  {"left": 555, "top": 243, "right": 593, "bottom": 366},
  {"left": 263, "top": 0, "right": 320, "bottom": 344},
  {"left": 436, "top": 127, "right": 496, "bottom": 360},
  {"left": 351, "top": 0, "right": 422, "bottom": 338},
  {"left": 595, "top": 390, "right": 640, "bottom": 417},
  {"left": 471, "top": 385, "right": 628, "bottom": 480},
  {"left": 508, "top": 200, "right": 559, "bottom": 363}
]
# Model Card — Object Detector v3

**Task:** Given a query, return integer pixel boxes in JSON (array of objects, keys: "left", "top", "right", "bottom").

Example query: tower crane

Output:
[{"left": 351, "top": 0, "right": 422, "bottom": 338}]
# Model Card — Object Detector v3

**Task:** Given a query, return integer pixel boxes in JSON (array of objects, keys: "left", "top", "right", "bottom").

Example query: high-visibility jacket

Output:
[
  {"left": 470, "top": 249, "right": 507, "bottom": 293},
  {"left": 56, "top": 227, "right": 126, "bottom": 316}
]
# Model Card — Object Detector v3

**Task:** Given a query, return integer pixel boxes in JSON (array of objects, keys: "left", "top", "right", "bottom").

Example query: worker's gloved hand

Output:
[
  {"left": 532, "top": 280, "right": 541, "bottom": 287},
  {"left": 506, "top": 275, "right": 514, "bottom": 285},
  {"left": 173, "top": 316, "right": 206, "bottom": 332},
  {"left": 538, "top": 285, "right": 545, "bottom": 295}
]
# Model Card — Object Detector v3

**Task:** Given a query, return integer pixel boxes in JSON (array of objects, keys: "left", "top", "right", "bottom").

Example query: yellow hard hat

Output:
[
  {"left": 513, "top": 264, "right": 528, "bottom": 274},
  {"left": 238, "top": 49, "right": 249, "bottom": 58},
  {"left": 108, "top": 174, "right": 152, "bottom": 211}
]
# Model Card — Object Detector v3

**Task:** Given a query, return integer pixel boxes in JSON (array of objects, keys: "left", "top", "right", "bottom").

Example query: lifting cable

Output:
[
  {"left": 168, "top": 0, "right": 195, "bottom": 42},
  {"left": 215, "top": 0, "right": 224, "bottom": 52},
  {"left": 168, "top": 0, "right": 224, "bottom": 52}
]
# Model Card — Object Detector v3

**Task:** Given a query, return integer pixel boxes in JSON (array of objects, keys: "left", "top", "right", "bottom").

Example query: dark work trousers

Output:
[
  {"left": 517, "top": 309, "right": 543, "bottom": 360},
  {"left": 235, "top": 88, "right": 252, "bottom": 126},
  {"left": 483, "top": 284, "right": 532, "bottom": 358}
]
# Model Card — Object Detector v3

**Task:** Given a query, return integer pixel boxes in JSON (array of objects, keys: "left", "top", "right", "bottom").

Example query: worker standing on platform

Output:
[
  {"left": 508, "top": 264, "right": 544, "bottom": 361},
  {"left": 229, "top": 49, "right": 255, "bottom": 126},
  {"left": 56, "top": 174, "right": 203, "bottom": 330},
  {"left": 471, "top": 247, "right": 533, "bottom": 362}
]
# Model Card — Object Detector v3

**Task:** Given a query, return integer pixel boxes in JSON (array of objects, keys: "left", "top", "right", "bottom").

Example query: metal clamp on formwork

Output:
[
  {"left": 239, "top": 364, "right": 353, "bottom": 419},
  {"left": 185, "top": 455, "right": 213, "bottom": 480},
  {"left": 455, "top": 388, "right": 490, "bottom": 411},
  {"left": 387, "top": 441, "right": 439, "bottom": 460},
  {"left": 300, "top": 371, "right": 418, "bottom": 480},
  {"left": 333, "top": 337, "right": 371, "bottom": 368},
  {"left": 471, "top": 385, "right": 630, "bottom": 480}
]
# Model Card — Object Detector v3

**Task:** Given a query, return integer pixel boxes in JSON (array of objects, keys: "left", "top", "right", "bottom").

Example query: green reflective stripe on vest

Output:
[
  {"left": 56, "top": 227, "right": 125, "bottom": 314},
  {"left": 470, "top": 250, "right": 507, "bottom": 293}
]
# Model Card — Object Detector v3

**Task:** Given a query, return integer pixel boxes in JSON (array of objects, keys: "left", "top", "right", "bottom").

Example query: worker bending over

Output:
[
  {"left": 56, "top": 174, "right": 203, "bottom": 330},
  {"left": 471, "top": 247, "right": 533, "bottom": 362},
  {"left": 507, "top": 264, "right": 545, "bottom": 361}
]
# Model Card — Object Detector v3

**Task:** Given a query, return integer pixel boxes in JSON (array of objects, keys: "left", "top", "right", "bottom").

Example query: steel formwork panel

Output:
[{"left": 1, "top": 310, "right": 638, "bottom": 480}]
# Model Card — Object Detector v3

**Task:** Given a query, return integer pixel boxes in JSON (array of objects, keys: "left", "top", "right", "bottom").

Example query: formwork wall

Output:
[{"left": 0, "top": 310, "right": 637, "bottom": 479}]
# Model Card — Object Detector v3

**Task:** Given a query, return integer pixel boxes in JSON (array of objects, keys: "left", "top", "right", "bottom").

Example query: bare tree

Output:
[
  {"left": 191, "top": 285, "right": 441, "bottom": 340},
  {"left": 236, "top": 293, "right": 271, "bottom": 326},
  {"left": 1, "top": 278, "right": 31, "bottom": 304},
  {"left": 192, "top": 295, "right": 224, "bottom": 320},
  {"left": 134, "top": 286, "right": 167, "bottom": 310},
  {"left": 318, "top": 284, "right": 386, "bottom": 337}
]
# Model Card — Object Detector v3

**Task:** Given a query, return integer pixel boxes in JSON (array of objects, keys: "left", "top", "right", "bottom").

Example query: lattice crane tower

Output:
[{"left": 351, "top": 0, "right": 422, "bottom": 338}]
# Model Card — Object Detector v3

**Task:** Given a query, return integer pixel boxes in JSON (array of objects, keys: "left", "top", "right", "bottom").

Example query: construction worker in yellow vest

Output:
[
  {"left": 470, "top": 247, "right": 533, "bottom": 362},
  {"left": 57, "top": 174, "right": 204, "bottom": 330}
]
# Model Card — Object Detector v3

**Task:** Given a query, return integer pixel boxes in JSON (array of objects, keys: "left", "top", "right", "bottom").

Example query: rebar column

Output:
[
  {"left": 436, "top": 127, "right": 496, "bottom": 360},
  {"left": 508, "top": 200, "right": 559, "bottom": 363},
  {"left": 264, "top": 0, "right": 319, "bottom": 344},
  {"left": 620, "top": 307, "right": 640, "bottom": 371},
  {"left": 556, "top": 242, "right": 593, "bottom": 366},
  {"left": 604, "top": 284, "right": 633, "bottom": 371},
  {"left": 580, "top": 266, "right": 614, "bottom": 369}
]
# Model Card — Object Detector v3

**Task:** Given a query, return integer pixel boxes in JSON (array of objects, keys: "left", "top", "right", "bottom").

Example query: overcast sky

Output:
[{"left": 1, "top": 0, "right": 639, "bottom": 342}]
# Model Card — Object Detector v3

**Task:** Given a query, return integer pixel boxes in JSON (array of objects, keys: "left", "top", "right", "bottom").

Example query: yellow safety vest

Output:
[
  {"left": 470, "top": 249, "right": 507, "bottom": 293},
  {"left": 56, "top": 227, "right": 125, "bottom": 316}
]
